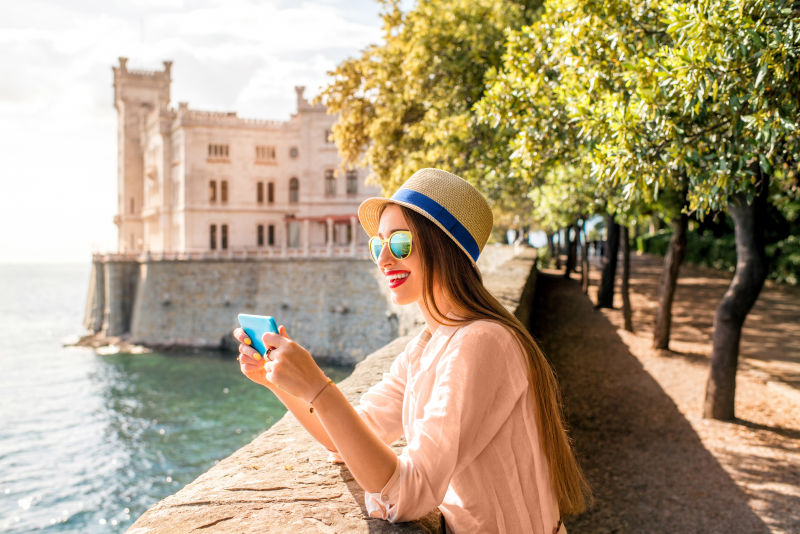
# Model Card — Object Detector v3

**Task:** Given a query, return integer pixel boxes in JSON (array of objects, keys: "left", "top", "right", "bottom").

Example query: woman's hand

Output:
[
  {"left": 233, "top": 327, "right": 275, "bottom": 389},
  {"left": 261, "top": 326, "right": 330, "bottom": 403}
]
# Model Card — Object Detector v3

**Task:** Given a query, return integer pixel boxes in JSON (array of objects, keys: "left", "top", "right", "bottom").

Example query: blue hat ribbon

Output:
[{"left": 392, "top": 188, "right": 480, "bottom": 262}]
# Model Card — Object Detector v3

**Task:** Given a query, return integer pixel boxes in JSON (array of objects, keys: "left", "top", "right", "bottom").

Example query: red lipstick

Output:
[{"left": 385, "top": 270, "right": 410, "bottom": 289}]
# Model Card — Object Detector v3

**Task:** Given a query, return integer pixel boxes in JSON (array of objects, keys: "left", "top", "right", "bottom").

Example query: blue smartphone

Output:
[{"left": 237, "top": 314, "right": 279, "bottom": 356}]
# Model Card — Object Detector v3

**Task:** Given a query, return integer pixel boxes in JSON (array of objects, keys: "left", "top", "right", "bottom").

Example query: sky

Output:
[{"left": 0, "top": 0, "right": 386, "bottom": 263}]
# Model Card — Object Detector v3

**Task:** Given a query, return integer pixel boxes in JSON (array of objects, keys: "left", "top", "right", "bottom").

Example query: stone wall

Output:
[
  {"left": 84, "top": 245, "right": 517, "bottom": 364},
  {"left": 128, "top": 248, "right": 537, "bottom": 533}
]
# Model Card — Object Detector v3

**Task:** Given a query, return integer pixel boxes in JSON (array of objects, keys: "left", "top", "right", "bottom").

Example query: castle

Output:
[
  {"left": 112, "top": 57, "right": 378, "bottom": 257},
  {"left": 81, "top": 59, "right": 401, "bottom": 359}
]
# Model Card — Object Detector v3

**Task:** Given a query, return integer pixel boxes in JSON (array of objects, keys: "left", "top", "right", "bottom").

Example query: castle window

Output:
[
  {"left": 256, "top": 145, "right": 276, "bottom": 163},
  {"left": 221, "top": 224, "right": 228, "bottom": 250},
  {"left": 268, "top": 224, "right": 275, "bottom": 246},
  {"left": 209, "top": 180, "right": 217, "bottom": 203},
  {"left": 324, "top": 129, "right": 334, "bottom": 144},
  {"left": 346, "top": 170, "right": 358, "bottom": 196},
  {"left": 268, "top": 182, "right": 275, "bottom": 204},
  {"left": 257, "top": 224, "right": 264, "bottom": 247},
  {"left": 324, "top": 169, "right": 336, "bottom": 197},
  {"left": 129, "top": 197, "right": 135, "bottom": 214},
  {"left": 289, "top": 177, "right": 299, "bottom": 204},
  {"left": 221, "top": 180, "right": 228, "bottom": 203},
  {"left": 208, "top": 144, "right": 230, "bottom": 160},
  {"left": 210, "top": 224, "right": 217, "bottom": 250},
  {"left": 289, "top": 146, "right": 298, "bottom": 159},
  {"left": 257, "top": 181, "right": 264, "bottom": 204}
]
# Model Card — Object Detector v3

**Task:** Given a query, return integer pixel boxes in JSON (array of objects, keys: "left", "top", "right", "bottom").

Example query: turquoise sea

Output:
[{"left": 0, "top": 263, "right": 350, "bottom": 533}]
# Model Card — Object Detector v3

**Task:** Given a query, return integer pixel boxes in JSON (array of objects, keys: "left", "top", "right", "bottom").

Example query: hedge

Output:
[{"left": 636, "top": 231, "right": 799, "bottom": 286}]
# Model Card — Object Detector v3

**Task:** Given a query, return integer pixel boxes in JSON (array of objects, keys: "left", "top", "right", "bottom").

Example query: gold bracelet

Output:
[{"left": 309, "top": 378, "right": 334, "bottom": 413}]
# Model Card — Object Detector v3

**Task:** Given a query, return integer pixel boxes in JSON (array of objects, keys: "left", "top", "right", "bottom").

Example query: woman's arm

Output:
[
  {"left": 235, "top": 328, "right": 336, "bottom": 452},
  {"left": 306, "top": 378, "right": 399, "bottom": 493},
  {"left": 258, "top": 328, "right": 399, "bottom": 493},
  {"left": 235, "top": 326, "right": 399, "bottom": 493}
]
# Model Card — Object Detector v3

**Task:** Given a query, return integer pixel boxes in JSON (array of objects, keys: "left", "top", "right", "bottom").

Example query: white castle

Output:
[{"left": 112, "top": 57, "right": 378, "bottom": 257}]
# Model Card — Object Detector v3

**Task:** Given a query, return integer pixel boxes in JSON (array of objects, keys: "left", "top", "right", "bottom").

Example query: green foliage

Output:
[
  {"left": 769, "top": 235, "right": 800, "bottom": 285},
  {"left": 320, "top": 0, "right": 542, "bottom": 209},
  {"left": 478, "top": 0, "right": 800, "bottom": 220},
  {"left": 637, "top": 231, "right": 800, "bottom": 285},
  {"left": 536, "top": 245, "right": 555, "bottom": 269}
]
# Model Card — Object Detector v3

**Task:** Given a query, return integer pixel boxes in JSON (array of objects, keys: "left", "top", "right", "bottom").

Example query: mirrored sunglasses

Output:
[{"left": 368, "top": 231, "right": 413, "bottom": 263}]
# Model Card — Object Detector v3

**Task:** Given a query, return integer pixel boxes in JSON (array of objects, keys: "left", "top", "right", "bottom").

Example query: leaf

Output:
[{"left": 755, "top": 64, "right": 767, "bottom": 88}]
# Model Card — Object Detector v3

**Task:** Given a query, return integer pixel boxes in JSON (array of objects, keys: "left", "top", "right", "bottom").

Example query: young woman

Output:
[{"left": 233, "top": 168, "right": 589, "bottom": 533}]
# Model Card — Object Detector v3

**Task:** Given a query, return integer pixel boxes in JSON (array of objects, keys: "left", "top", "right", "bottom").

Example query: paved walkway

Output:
[{"left": 530, "top": 270, "right": 786, "bottom": 533}]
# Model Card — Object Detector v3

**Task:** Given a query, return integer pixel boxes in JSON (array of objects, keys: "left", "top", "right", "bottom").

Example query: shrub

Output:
[{"left": 638, "top": 231, "right": 798, "bottom": 285}]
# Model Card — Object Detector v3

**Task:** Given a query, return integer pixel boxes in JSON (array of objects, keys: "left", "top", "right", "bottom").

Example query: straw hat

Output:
[{"left": 358, "top": 168, "right": 493, "bottom": 267}]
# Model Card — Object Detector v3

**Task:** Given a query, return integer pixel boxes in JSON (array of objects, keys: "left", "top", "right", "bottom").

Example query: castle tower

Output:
[{"left": 112, "top": 57, "right": 172, "bottom": 253}]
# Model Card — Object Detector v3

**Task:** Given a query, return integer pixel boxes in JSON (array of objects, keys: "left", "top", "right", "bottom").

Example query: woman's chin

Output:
[{"left": 389, "top": 290, "right": 415, "bottom": 306}]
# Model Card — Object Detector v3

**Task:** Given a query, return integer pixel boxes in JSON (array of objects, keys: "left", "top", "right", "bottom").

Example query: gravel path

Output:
[{"left": 530, "top": 256, "right": 799, "bottom": 533}]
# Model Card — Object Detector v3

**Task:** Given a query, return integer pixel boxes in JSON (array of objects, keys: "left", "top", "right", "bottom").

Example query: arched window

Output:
[{"left": 289, "top": 177, "right": 299, "bottom": 204}]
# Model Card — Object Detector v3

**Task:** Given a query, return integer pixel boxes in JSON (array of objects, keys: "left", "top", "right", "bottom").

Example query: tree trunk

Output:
[
  {"left": 596, "top": 215, "right": 620, "bottom": 308},
  {"left": 555, "top": 229, "right": 562, "bottom": 270},
  {"left": 580, "top": 220, "right": 590, "bottom": 294},
  {"left": 621, "top": 225, "right": 634, "bottom": 331},
  {"left": 565, "top": 224, "right": 578, "bottom": 278},
  {"left": 703, "top": 174, "right": 770, "bottom": 420},
  {"left": 653, "top": 209, "right": 688, "bottom": 349}
]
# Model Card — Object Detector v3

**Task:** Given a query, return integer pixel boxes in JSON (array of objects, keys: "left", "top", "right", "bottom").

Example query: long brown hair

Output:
[{"left": 400, "top": 205, "right": 591, "bottom": 516}]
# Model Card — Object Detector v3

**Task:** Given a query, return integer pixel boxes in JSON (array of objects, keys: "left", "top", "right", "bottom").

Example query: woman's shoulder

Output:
[
  {"left": 446, "top": 318, "right": 531, "bottom": 386},
  {"left": 451, "top": 318, "right": 523, "bottom": 353}
]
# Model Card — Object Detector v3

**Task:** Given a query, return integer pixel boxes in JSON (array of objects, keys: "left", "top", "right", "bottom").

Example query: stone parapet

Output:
[{"left": 128, "top": 248, "right": 537, "bottom": 533}]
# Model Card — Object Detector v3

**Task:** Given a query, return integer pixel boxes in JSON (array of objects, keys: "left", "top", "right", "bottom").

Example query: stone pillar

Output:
[
  {"left": 281, "top": 221, "right": 288, "bottom": 256},
  {"left": 302, "top": 219, "right": 310, "bottom": 255},
  {"left": 326, "top": 217, "right": 334, "bottom": 255},
  {"left": 83, "top": 256, "right": 106, "bottom": 333},
  {"left": 350, "top": 216, "right": 358, "bottom": 256},
  {"left": 102, "top": 259, "right": 139, "bottom": 337}
]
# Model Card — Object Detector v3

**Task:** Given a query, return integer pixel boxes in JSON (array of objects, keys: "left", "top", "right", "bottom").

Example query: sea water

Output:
[{"left": 0, "top": 263, "right": 351, "bottom": 533}]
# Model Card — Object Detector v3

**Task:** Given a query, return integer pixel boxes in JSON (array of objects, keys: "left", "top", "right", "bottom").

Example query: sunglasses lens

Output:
[
  {"left": 389, "top": 232, "right": 412, "bottom": 259},
  {"left": 369, "top": 237, "right": 382, "bottom": 262}
]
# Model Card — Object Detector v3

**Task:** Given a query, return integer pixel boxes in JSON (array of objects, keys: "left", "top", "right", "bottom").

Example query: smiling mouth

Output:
[{"left": 386, "top": 271, "right": 410, "bottom": 289}]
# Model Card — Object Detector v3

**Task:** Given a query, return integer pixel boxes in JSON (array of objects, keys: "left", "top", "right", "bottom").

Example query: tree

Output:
[
  {"left": 653, "top": 184, "right": 689, "bottom": 349},
  {"left": 479, "top": 0, "right": 800, "bottom": 419},
  {"left": 320, "top": 0, "right": 542, "bottom": 198}
]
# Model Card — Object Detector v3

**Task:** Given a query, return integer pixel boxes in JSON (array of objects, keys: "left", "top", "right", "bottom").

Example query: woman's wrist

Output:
[{"left": 307, "top": 375, "right": 333, "bottom": 405}]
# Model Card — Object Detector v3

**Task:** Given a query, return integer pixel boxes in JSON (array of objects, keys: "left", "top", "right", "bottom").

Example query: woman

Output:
[{"left": 234, "top": 168, "right": 589, "bottom": 533}]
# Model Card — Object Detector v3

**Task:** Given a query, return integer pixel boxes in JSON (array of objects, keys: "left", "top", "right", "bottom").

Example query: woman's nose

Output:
[{"left": 377, "top": 242, "right": 394, "bottom": 269}]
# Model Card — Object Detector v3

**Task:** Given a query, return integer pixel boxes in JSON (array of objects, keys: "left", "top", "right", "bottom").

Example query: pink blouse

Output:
[{"left": 351, "top": 320, "right": 562, "bottom": 533}]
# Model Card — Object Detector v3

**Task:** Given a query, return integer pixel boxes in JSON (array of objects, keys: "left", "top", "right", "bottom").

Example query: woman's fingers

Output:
[
  {"left": 238, "top": 343, "right": 262, "bottom": 361},
  {"left": 262, "top": 331, "right": 284, "bottom": 348},
  {"left": 279, "top": 325, "right": 290, "bottom": 339},
  {"left": 232, "top": 327, "right": 252, "bottom": 345}
]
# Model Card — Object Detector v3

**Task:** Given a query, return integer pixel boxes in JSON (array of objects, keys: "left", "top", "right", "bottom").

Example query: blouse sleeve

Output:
[
  {"left": 353, "top": 345, "right": 410, "bottom": 446},
  {"left": 365, "top": 322, "right": 530, "bottom": 522}
]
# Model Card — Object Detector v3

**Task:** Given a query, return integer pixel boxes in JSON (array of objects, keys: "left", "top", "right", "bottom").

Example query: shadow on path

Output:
[{"left": 530, "top": 273, "right": 769, "bottom": 533}]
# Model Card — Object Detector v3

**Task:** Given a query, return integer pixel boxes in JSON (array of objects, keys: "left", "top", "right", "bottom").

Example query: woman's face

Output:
[{"left": 375, "top": 204, "right": 424, "bottom": 306}]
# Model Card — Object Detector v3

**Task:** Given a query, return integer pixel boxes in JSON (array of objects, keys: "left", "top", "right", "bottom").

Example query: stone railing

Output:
[
  {"left": 128, "top": 248, "right": 538, "bottom": 533},
  {"left": 92, "top": 246, "right": 369, "bottom": 263}
]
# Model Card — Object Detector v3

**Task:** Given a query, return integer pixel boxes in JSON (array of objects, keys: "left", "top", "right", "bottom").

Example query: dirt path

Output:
[{"left": 530, "top": 254, "right": 800, "bottom": 533}]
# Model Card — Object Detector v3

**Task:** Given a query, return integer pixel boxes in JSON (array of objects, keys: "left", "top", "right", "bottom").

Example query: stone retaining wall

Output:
[
  {"left": 128, "top": 248, "right": 537, "bottom": 533},
  {"left": 84, "top": 245, "right": 518, "bottom": 364}
]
